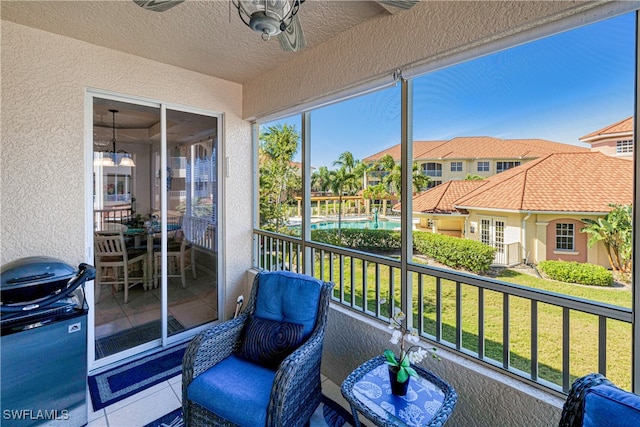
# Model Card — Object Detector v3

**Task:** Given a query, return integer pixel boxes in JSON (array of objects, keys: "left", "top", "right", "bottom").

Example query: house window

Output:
[
  {"left": 422, "top": 162, "right": 442, "bottom": 177},
  {"left": 427, "top": 180, "right": 442, "bottom": 188},
  {"left": 477, "top": 161, "right": 490, "bottom": 172},
  {"left": 616, "top": 140, "right": 634, "bottom": 154},
  {"left": 451, "top": 161, "right": 463, "bottom": 172},
  {"left": 496, "top": 161, "right": 521, "bottom": 173},
  {"left": 556, "top": 223, "right": 575, "bottom": 251}
]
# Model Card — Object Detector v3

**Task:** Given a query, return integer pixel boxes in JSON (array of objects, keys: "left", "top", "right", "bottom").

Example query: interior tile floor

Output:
[
  {"left": 86, "top": 373, "right": 365, "bottom": 427},
  {"left": 94, "top": 269, "right": 217, "bottom": 358}
]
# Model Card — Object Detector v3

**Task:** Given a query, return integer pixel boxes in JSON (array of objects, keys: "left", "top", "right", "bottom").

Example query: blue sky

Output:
[{"left": 265, "top": 12, "right": 635, "bottom": 169}]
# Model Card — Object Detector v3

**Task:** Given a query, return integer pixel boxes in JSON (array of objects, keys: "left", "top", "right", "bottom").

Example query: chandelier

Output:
[{"left": 95, "top": 109, "right": 136, "bottom": 167}]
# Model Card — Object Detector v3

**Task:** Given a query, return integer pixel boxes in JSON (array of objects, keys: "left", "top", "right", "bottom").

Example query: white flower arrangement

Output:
[{"left": 383, "top": 305, "right": 439, "bottom": 383}]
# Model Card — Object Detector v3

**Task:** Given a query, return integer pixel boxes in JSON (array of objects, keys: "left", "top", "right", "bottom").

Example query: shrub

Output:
[
  {"left": 538, "top": 260, "right": 613, "bottom": 287},
  {"left": 311, "top": 229, "right": 401, "bottom": 252},
  {"left": 413, "top": 231, "right": 495, "bottom": 274}
]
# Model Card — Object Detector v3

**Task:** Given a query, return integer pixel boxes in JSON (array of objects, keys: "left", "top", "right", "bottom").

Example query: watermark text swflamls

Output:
[{"left": 3, "top": 409, "right": 70, "bottom": 421}]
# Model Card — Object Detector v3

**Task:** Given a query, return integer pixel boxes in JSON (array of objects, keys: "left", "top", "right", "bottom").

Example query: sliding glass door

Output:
[{"left": 90, "top": 93, "right": 220, "bottom": 367}]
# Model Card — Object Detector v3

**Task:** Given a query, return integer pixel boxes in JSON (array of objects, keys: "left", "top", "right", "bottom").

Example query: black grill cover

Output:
[{"left": 1, "top": 256, "right": 76, "bottom": 305}]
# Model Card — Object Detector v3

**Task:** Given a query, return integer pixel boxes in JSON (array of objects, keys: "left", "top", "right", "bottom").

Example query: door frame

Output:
[
  {"left": 84, "top": 89, "right": 225, "bottom": 371},
  {"left": 479, "top": 216, "right": 506, "bottom": 265}
]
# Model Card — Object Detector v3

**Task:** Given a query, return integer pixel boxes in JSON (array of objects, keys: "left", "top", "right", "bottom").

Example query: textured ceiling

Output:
[{"left": 1, "top": 0, "right": 399, "bottom": 84}]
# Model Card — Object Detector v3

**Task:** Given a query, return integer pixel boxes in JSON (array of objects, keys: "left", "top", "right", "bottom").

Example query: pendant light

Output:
[{"left": 96, "top": 109, "right": 135, "bottom": 167}]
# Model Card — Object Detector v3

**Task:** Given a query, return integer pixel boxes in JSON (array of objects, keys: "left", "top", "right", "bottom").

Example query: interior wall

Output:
[
  {"left": 0, "top": 21, "right": 252, "bottom": 316},
  {"left": 243, "top": 1, "right": 626, "bottom": 120}
]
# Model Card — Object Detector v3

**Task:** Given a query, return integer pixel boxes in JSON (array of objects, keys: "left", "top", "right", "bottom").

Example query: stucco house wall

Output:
[
  {"left": 590, "top": 138, "right": 634, "bottom": 158},
  {"left": 0, "top": 21, "right": 253, "bottom": 318},
  {"left": 545, "top": 218, "right": 588, "bottom": 264}
]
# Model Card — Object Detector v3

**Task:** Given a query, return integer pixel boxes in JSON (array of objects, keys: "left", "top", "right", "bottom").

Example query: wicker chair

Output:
[
  {"left": 182, "top": 270, "right": 334, "bottom": 427},
  {"left": 559, "top": 373, "right": 640, "bottom": 427}
]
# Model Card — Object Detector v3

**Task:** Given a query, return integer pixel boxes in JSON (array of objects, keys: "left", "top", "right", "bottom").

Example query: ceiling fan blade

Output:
[
  {"left": 376, "top": 0, "right": 419, "bottom": 14},
  {"left": 133, "top": 0, "right": 185, "bottom": 13},
  {"left": 278, "top": 13, "right": 306, "bottom": 52}
]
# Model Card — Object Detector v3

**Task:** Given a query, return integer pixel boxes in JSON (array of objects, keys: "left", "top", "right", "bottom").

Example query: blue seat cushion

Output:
[
  {"left": 186, "top": 355, "right": 275, "bottom": 426},
  {"left": 254, "top": 271, "right": 323, "bottom": 339},
  {"left": 236, "top": 315, "right": 304, "bottom": 369},
  {"left": 583, "top": 384, "right": 640, "bottom": 427}
]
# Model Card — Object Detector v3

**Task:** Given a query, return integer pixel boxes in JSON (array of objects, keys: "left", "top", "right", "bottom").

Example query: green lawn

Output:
[{"left": 312, "top": 254, "right": 633, "bottom": 391}]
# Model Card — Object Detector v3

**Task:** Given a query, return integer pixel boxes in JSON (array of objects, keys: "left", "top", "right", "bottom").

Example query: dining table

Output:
[{"left": 124, "top": 223, "right": 181, "bottom": 289}]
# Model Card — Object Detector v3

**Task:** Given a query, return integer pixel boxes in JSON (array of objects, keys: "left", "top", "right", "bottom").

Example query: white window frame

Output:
[
  {"left": 555, "top": 222, "right": 575, "bottom": 251},
  {"left": 616, "top": 139, "right": 634, "bottom": 154}
]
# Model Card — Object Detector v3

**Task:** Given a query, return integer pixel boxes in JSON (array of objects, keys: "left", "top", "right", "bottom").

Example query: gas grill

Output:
[{"left": 1, "top": 256, "right": 95, "bottom": 427}]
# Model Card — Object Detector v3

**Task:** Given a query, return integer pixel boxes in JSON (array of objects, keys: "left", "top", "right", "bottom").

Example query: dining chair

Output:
[
  {"left": 94, "top": 231, "right": 147, "bottom": 303},
  {"left": 153, "top": 215, "right": 209, "bottom": 288},
  {"left": 153, "top": 229, "right": 186, "bottom": 288}
]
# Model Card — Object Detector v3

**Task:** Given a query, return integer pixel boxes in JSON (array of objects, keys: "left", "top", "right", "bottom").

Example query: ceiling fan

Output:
[{"left": 133, "top": 0, "right": 418, "bottom": 53}]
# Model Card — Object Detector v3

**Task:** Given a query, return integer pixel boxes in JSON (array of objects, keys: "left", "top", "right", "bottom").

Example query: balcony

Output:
[{"left": 253, "top": 229, "right": 634, "bottom": 425}]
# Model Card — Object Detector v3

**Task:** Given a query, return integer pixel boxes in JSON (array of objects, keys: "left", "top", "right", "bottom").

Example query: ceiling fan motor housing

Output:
[{"left": 249, "top": 11, "right": 282, "bottom": 36}]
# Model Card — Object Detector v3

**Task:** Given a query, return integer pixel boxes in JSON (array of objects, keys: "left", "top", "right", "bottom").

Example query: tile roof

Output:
[
  {"left": 363, "top": 141, "right": 445, "bottom": 162},
  {"left": 579, "top": 116, "right": 634, "bottom": 142},
  {"left": 409, "top": 152, "right": 632, "bottom": 214},
  {"left": 454, "top": 152, "right": 633, "bottom": 212},
  {"left": 399, "top": 180, "right": 487, "bottom": 213},
  {"left": 363, "top": 137, "right": 587, "bottom": 162}
]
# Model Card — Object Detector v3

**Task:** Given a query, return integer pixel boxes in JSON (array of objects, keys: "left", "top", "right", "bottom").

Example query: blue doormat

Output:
[
  {"left": 144, "top": 394, "right": 355, "bottom": 427},
  {"left": 88, "top": 341, "right": 189, "bottom": 411}
]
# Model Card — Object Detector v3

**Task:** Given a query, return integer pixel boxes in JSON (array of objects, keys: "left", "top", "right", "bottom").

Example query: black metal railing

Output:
[{"left": 253, "top": 229, "right": 633, "bottom": 394}]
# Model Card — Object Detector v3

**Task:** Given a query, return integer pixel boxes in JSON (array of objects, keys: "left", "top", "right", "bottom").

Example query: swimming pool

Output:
[{"left": 310, "top": 219, "right": 401, "bottom": 231}]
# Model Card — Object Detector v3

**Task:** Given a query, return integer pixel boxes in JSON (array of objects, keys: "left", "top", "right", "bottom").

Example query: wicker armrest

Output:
[
  {"left": 559, "top": 373, "right": 615, "bottom": 427},
  {"left": 182, "top": 313, "right": 248, "bottom": 387},
  {"left": 267, "top": 320, "right": 326, "bottom": 425}
]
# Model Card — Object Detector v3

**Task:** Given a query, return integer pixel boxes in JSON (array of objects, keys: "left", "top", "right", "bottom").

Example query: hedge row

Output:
[
  {"left": 311, "top": 229, "right": 495, "bottom": 274},
  {"left": 311, "top": 229, "right": 401, "bottom": 252},
  {"left": 413, "top": 231, "right": 496, "bottom": 274},
  {"left": 538, "top": 260, "right": 613, "bottom": 287}
]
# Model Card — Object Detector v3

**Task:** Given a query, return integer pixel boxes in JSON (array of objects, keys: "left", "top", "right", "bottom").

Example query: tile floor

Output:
[{"left": 86, "top": 373, "right": 361, "bottom": 427}]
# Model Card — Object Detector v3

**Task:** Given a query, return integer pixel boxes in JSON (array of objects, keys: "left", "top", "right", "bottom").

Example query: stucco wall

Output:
[
  {"left": 243, "top": 1, "right": 612, "bottom": 120},
  {"left": 0, "top": 21, "right": 252, "bottom": 317},
  {"left": 323, "top": 304, "right": 565, "bottom": 427}
]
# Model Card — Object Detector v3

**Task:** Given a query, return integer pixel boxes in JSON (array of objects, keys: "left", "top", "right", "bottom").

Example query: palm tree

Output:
[
  {"left": 258, "top": 124, "right": 300, "bottom": 232},
  {"left": 311, "top": 166, "right": 332, "bottom": 195},
  {"left": 376, "top": 154, "right": 396, "bottom": 173},
  {"left": 362, "top": 183, "right": 390, "bottom": 213},
  {"left": 581, "top": 204, "right": 632, "bottom": 273},
  {"left": 465, "top": 174, "right": 484, "bottom": 180},
  {"left": 384, "top": 161, "right": 430, "bottom": 199},
  {"left": 333, "top": 151, "right": 357, "bottom": 172},
  {"left": 329, "top": 166, "right": 358, "bottom": 237}
]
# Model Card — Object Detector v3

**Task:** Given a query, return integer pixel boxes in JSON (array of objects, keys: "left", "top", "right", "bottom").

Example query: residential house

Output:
[
  {"left": 580, "top": 116, "right": 634, "bottom": 159},
  {"left": 406, "top": 151, "right": 633, "bottom": 267},
  {"left": 364, "top": 136, "right": 588, "bottom": 188},
  {"left": 2, "top": 2, "right": 639, "bottom": 426}
]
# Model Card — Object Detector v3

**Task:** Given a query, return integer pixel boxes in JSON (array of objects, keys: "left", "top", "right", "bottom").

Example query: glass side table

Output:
[{"left": 341, "top": 356, "right": 457, "bottom": 427}]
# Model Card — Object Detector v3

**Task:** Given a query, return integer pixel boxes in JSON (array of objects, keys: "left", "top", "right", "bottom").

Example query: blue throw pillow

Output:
[
  {"left": 254, "top": 271, "right": 323, "bottom": 339},
  {"left": 236, "top": 315, "right": 305, "bottom": 370}
]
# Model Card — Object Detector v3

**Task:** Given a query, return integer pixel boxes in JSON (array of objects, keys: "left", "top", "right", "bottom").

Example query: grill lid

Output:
[{"left": 1, "top": 256, "right": 77, "bottom": 304}]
